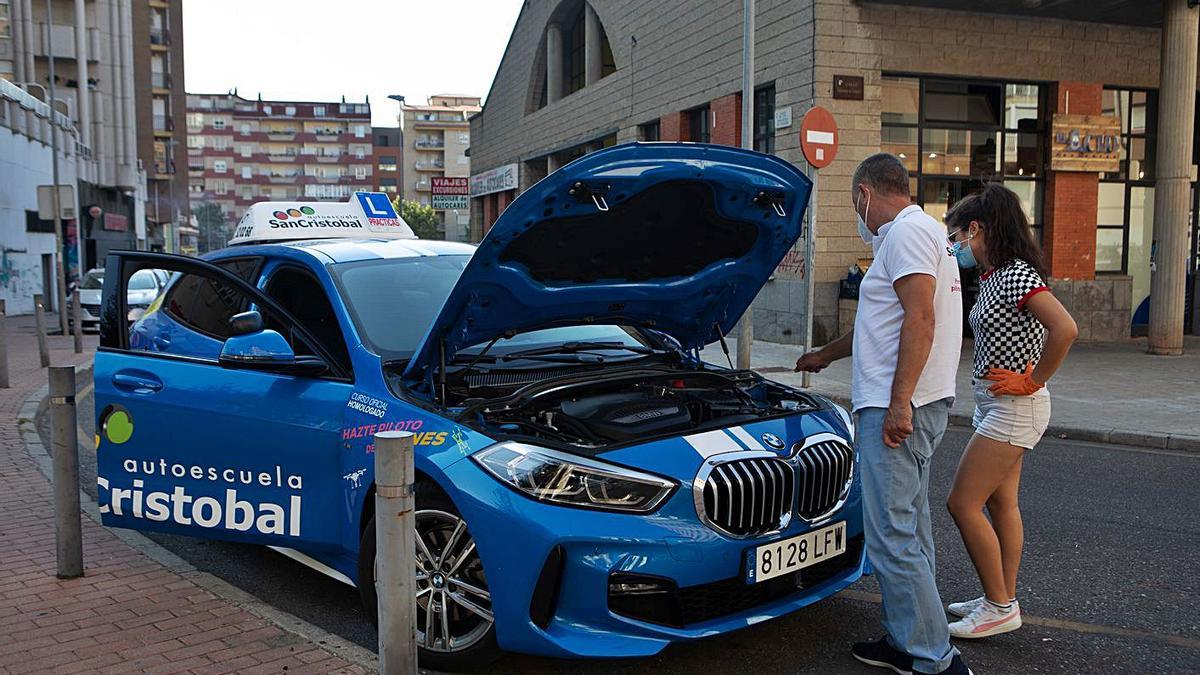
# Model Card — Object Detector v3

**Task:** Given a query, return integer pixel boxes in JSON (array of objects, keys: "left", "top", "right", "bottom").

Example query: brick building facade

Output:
[
  {"left": 185, "top": 93, "right": 374, "bottom": 234},
  {"left": 470, "top": 0, "right": 1198, "bottom": 344}
]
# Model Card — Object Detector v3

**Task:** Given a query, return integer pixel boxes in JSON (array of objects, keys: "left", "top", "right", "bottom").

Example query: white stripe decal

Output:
[
  {"left": 727, "top": 426, "right": 766, "bottom": 451},
  {"left": 683, "top": 430, "right": 744, "bottom": 459}
]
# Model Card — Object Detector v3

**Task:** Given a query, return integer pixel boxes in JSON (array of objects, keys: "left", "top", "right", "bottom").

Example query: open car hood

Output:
[{"left": 403, "top": 142, "right": 811, "bottom": 394}]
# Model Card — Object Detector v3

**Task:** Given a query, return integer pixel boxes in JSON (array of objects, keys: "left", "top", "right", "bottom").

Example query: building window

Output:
[
  {"left": 355, "top": 125, "right": 366, "bottom": 138},
  {"left": 754, "top": 84, "right": 776, "bottom": 154},
  {"left": 687, "top": 105, "right": 710, "bottom": 143},
  {"left": 380, "top": 178, "right": 397, "bottom": 190},
  {"left": 565, "top": 7, "right": 586, "bottom": 95},
  {"left": 1098, "top": 87, "right": 1161, "bottom": 311},
  {"left": 881, "top": 74, "right": 1046, "bottom": 234},
  {"left": 355, "top": 166, "right": 367, "bottom": 180},
  {"left": 285, "top": 106, "right": 296, "bottom": 116},
  {"left": 639, "top": 120, "right": 660, "bottom": 142},
  {"left": 212, "top": 118, "right": 226, "bottom": 129},
  {"left": 241, "top": 166, "right": 252, "bottom": 179},
  {"left": 315, "top": 105, "right": 325, "bottom": 117},
  {"left": 213, "top": 160, "right": 227, "bottom": 173},
  {"left": 187, "top": 135, "right": 204, "bottom": 149}
]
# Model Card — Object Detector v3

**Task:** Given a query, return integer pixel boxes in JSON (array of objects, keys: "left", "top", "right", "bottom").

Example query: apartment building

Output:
[
  {"left": 1, "top": 0, "right": 161, "bottom": 307},
  {"left": 401, "top": 94, "right": 480, "bottom": 240},
  {"left": 372, "top": 126, "right": 401, "bottom": 195},
  {"left": 186, "top": 92, "right": 374, "bottom": 225},
  {"left": 133, "top": 0, "right": 191, "bottom": 253}
]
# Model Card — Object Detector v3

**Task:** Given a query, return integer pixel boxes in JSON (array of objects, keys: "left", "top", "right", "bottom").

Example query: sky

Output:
[{"left": 182, "top": 0, "right": 525, "bottom": 126}]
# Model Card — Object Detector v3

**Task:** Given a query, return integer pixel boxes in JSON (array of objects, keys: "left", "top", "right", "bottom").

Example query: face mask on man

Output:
[
  {"left": 950, "top": 227, "right": 979, "bottom": 269},
  {"left": 855, "top": 188, "right": 873, "bottom": 244}
]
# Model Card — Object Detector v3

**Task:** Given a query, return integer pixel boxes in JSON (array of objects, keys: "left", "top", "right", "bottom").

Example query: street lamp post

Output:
[
  {"left": 46, "top": 0, "right": 70, "bottom": 334},
  {"left": 736, "top": 0, "right": 755, "bottom": 370}
]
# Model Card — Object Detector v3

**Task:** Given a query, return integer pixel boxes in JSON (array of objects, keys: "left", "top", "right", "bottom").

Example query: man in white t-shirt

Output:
[{"left": 795, "top": 154, "right": 967, "bottom": 675}]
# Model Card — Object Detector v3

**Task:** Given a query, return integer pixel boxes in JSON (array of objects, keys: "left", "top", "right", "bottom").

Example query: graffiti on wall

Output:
[
  {"left": 1, "top": 247, "right": 43, "bottom": 307},
  {"left": 774, "top": 250, "right": 806, "bottom": 280}
]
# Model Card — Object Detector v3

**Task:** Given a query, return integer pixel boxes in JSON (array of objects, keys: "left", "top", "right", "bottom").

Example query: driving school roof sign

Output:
[{"left": 228, "top": 191, "right": 416, "bottom": 245}]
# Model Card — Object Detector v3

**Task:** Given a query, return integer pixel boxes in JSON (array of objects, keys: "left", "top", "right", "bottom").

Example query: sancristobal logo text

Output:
[
  {"left": 269, "top": 205, "right": 363, "bottom": 230},
  {"left": 98, "top": 458, "right": 304, "bottom": 537}
]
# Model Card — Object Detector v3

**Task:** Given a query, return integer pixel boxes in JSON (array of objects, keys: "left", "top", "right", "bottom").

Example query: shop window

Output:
[
  {"left": 882, "top": 73, "right": 1047, "bottom": 236},
  {"left": 1099, "top": 87, "right": 1160, "bottom": 276},
  {"left": 639, "top": 120, "right": 660, "bottom": 142},
  {"left": 688, "top": 105, "right": 710, "bottom": 143},
  {"left": 754, "top": 84, "right": 775, "bottom": 154}
]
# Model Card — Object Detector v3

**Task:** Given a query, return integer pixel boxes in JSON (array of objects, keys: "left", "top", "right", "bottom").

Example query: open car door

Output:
[{"left": 95, "top": 251, "right": 352, "bottom": 552}]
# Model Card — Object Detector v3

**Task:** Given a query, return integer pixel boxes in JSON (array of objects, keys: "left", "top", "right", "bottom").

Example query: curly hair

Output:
[{"left": 945, "top": 183, "right": 1045, "bottom": 276}]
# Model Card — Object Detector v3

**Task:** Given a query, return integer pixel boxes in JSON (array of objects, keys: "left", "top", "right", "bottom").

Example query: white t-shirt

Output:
[{"left": 851, "top": 204, "right": 963, "bottom": 412}]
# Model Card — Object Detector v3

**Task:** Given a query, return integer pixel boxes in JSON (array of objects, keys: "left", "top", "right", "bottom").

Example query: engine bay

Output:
[{"left": 457, "top": 368, "right": 821, "bottom": 450}]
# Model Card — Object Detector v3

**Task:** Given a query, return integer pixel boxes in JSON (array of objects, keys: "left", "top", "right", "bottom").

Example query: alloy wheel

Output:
[{"left": 413, "top": 509, "right": 493, "bottom": 653}]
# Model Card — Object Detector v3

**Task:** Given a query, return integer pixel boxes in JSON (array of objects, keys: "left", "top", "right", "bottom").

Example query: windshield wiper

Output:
[{"left": 501, "top": 341, "right": 658, "bottom": 359}]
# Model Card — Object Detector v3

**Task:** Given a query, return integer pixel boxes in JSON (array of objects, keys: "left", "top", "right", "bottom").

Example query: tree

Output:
[
  {"left": 394, "top": 198, "right": 441, "bottom": 240},
  {"left": 193, "top": 201, "right": 229, "bottom": 254}
]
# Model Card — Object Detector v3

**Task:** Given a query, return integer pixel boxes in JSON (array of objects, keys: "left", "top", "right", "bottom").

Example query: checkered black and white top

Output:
[{"left": 969, "top": 258, "right": 1049, "bottom": 378}]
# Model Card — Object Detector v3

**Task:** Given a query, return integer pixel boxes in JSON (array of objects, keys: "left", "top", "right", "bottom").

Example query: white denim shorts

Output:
[{"left": 971, "top": 380, "right": 1051, "bottom": 449}]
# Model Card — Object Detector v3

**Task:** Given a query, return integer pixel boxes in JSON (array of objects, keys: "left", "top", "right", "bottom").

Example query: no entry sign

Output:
[{"left": 800, "top": 106, "right": 839, "bottom": 169}]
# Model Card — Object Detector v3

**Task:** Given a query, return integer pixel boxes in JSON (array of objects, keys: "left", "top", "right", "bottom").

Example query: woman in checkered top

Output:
[{"left": 941, "top": 184, "right": 1078, "bottom": 640}]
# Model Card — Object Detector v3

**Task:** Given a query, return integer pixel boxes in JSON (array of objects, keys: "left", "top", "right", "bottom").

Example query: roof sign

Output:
[{"left": 228, "top": 192, "right": 416, "bottom": 245}]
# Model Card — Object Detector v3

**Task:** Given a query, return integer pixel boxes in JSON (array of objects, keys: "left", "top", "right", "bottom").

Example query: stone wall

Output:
[{"left": 1049, "top": 276, "right": 1134, "bottom": 342}]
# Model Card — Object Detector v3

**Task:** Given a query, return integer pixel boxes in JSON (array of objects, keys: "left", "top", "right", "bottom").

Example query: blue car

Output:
[{"left": 94, "top": 143, "right": 863, "bottom": 670}]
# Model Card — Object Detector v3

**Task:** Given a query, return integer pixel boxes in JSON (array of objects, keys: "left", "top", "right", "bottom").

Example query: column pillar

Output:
[
  {"left": 1148, "top": 0, "right": 1198, "bottom": 355},
  {"left": 1043, "top": 82, "right": 1102, "bottom": 280},
  {"left": 73, "top": 0, "right": 91, "bottom": 149},
  {"left": 11, "top": 0, "right": 25, "bottom": 83},
  {"left": 546, "top": 23, "right": 563, "bottom": 104},
  {"left": 584, "top": 4, "right": 602, "bottom": 86}
]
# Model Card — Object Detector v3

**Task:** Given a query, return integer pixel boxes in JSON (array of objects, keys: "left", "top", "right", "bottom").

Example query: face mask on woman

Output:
[{"left": 950, "top": 228, "right": 978, "bottom": 269}]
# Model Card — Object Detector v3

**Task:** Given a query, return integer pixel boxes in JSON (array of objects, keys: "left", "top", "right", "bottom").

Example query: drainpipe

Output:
[
  {"left": 22, "top": 0, "right": 36, "bottom": 86},
  {"left": 119, "top": 0, "right": 138, "bottom": 186},
  {"left": 1148, "top": 0, "right": 1198, "bottom": 355},
  {"left": 109, "top": 0, "right": 123, "bottom": 172},
  {"left": 11, "top": 0, "right": 25, "bottom": 83},
  {"left": 73, "top": 0, "right": 91, "bottom": 150}
]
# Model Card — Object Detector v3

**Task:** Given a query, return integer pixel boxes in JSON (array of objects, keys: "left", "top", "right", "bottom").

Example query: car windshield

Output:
[
  {"left": 128, "top": 270, "right": 159, "bottom": 290},
  {"left": 332, "top": 256, "right": 651, "bottom": 361},
  {"left": 80, "top": 270, "right": 104, "bottom": 290}
]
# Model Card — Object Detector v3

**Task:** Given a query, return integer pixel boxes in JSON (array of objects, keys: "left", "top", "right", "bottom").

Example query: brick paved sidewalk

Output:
[{"left": 0, "top": 313, "right": 373, "bottom": 675}]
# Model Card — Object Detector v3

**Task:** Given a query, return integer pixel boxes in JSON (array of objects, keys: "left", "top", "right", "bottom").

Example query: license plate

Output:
[{"left": 745, "top": 521, "right": 846, "bottom": 584}]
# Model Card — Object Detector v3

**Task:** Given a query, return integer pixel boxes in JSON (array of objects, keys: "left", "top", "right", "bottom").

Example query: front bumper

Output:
[{"left": 442, "top": 454, "right": 865, "bottom": 659}]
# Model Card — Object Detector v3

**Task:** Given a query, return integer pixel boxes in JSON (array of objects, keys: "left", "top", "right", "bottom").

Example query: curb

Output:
[
  {"left": 16, "top": 361, "right": 380, "bottom": 672},
  {"left": 816, "top": 392, "right": 1200, "bottom": 453}
]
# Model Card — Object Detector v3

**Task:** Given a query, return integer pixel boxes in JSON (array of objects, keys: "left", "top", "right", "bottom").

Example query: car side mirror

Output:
[
  {"left": 230, "top": 310, "right": 263, "bottom": 336},
  {"left": 218, "top": 327, "right": 328, "bottom": 376}
]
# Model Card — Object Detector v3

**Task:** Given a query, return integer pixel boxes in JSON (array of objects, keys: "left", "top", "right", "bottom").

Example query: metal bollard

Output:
[
  {"left": 71, "top": 290, "right": 82, "bottom": 354},
  {"left": 0, "top": 299, "right": 9, "bottom": 388},
  {"left": 50, "top": 366, "right": 83, "bottom": 579},
  {"left": 375, "top": 430, "right": 417, "bottom": 675},
  {"left": 33, "top": 293, "right": 50, "bottom": 368}
]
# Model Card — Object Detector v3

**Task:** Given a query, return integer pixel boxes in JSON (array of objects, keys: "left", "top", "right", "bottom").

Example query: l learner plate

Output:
[{"left": 745, "top": 521, "right": 846, "bottom": 584}]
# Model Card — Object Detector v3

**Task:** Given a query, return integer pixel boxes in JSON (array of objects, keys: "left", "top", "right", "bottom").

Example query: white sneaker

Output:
[
  {"left": 948, "top": 596, "right": 1019, "bottom": 618},
  {"left": 949, "top": 599, "right": 1022, "bottom": 639}
]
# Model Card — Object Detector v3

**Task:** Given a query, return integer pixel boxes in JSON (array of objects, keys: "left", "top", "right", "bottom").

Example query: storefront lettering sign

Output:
[
  {"left": 470, "top": 163, "right": 519, "bottom": 197},
  {"left": 1050, "top": 114, "right": 1122, "bottom": 172}
]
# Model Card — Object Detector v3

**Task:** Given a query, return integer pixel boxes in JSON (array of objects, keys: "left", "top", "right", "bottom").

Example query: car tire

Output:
[{"left": 357, "top": 482, "right": 501, "bottom": 671}]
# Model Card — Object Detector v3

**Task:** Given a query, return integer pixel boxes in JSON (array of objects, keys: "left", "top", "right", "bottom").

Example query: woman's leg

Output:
[
  {"left": 946, "top": 433, "right": 1025, "bottom": 604},
  {"left": 986, "top": 455, "right": 1024, "bottom": 601}
]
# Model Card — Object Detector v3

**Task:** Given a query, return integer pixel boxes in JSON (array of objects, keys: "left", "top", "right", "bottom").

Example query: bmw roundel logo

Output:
[{"left": 761, "top": 432, "right": 785, "bottom": 450}]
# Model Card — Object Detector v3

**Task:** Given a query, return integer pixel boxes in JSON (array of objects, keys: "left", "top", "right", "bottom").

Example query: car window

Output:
[
  {"left": 128, "top": 270, "right": 159, "bottom": 290},
  {"left": 332, "top": 255, "right": 470, "bottom": 359},
  {"left": 263, "top": 266, "right": 352, "bottom": 373},
  {"left": 81, "top": 270, "right": 104, "bottom": 290},
  {"left": 159, "top": 258, "right": 260, "bottom": 341}
]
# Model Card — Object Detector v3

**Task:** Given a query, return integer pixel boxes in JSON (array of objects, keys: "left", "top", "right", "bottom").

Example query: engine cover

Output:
[{"left": 559, "top": 392, "right": 693, "bottom": 441}]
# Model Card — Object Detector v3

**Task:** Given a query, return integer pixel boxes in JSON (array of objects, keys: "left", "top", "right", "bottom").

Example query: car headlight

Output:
[{"left": 473, "top": 442, "right": 676, "bottom": 513}]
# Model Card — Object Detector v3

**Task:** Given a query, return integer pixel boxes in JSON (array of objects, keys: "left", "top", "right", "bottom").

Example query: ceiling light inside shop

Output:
[
  {"left": 929, "top": 152, "right": 937, "bottom": 158},
  {"left": 1018, "top": 168, "right": 1024, "bottom": 175},
  {"left": 899, "top": 153, "right": 907, "bottom": 158},
  {"left": 954, "top": 166, "right": 960, "bottom": 173},
  {"left": 1139, "top": 171, "right": 1145, "bottom": 178}
]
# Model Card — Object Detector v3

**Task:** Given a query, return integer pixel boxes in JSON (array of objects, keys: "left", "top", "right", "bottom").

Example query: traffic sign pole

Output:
[
  {"left": 797, "top": 106, "right": 839, "bottom": 388},
  {"left": 803, "top": 170, "right": 817, "bottom": 388}
]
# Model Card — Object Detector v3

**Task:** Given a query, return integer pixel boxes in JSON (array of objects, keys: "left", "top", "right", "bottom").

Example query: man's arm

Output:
[
  {"left": 883, "top": 273, "right": 936, "bottom": 447},
  {"left": 794, "top": 327, "right": 852, "bottom": 372}
]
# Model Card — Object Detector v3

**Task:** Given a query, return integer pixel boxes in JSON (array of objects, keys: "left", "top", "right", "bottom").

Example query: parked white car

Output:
[{"left": 76, "top": 267, "right": 169, "bottom": 332}]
